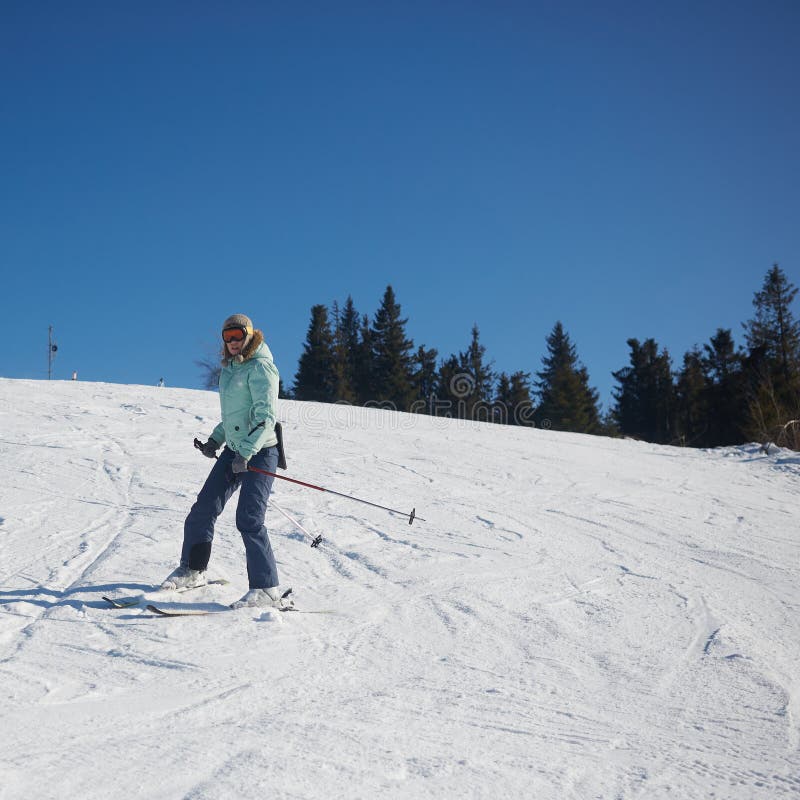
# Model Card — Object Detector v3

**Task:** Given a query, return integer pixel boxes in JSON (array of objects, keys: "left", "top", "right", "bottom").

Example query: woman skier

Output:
[{"left": 160, "top": 313, "right": 284, "bottom": 609}]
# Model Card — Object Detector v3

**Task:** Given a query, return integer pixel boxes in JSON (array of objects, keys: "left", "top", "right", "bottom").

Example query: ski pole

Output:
[
  {"left": 247, "top": 464, "right": 424, "bottom": 525},
  {"left": 193, "top": 438, "right": 424, "bottom": 525},
  {"left": 271, "top": 499, "right": 323, "bottom": 548}
]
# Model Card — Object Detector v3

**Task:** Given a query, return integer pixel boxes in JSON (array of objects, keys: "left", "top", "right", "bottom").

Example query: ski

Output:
[
  {"left": 145, "top": 589, "right": 333, "bottom": 616},
  {"left": 102, "top": 578, "right": 230, "bottom": 609},
  {"left": 102, "top": 595, "right": 140, "bottom": 609},
  {"left": 144, "top": 604, "right": 335, "bottom": 616},
  {"left": 145, "top": 585, "right": 299, "bottom": 616},
  {"left": 146, "top": 604, "right": 221, "bottom": 617},
  {"left": 106, "top": 585, "right": 335, "bottom": 615},
  {"left": 169, "top": 578, "right": 229, "bottom": 593}
]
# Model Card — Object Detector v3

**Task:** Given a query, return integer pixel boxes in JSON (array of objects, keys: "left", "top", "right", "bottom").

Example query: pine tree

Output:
[
  {"left": 675, "top": 330, "right": 748, "bottom": 448},
  {"left": 370, "top": 286, "right": 415, "bottom": 410},
  {"left": 353, "top": 313, "right": 374, "bottom": 406},
  {"left": 495, "top": 372, "right": 511, "bottom": 424},
  {"left": 742, "top": 264, "right": 800, "bottom": 441},
  {"left": 340, "top": 296, "right": 361, "bottom": 377},
  {"left": 411, "top": 345, "right": 439, "bottom": 415},
  {"left": 675, "top": 347, "right": 709, "bottom": 446},
  {"left": 702, "top": 328, "right": 746, "bottom": 445},
  {"left": 456, "top": 325, "right": 495, "bottom": 422},
  {"left": 743, "top": 264, "right": 800, "bottom": 387},
  {"left": 331, "top": 299, "right": 357, "bottom": 404},
  {"left": 536, "top": 322, "right": 601, "bottom": 433},
  {"left": 293, "top": 304, "right": 337, "bottom": 402},
  {"left": 495, "top": 370, "right": 534, "bottom": 426},
  {"left": 435, "top": 355, "right": 462, "bottom": 418},
  {"left": 612, "top": 338, "right": 675, "bottom": 443}
]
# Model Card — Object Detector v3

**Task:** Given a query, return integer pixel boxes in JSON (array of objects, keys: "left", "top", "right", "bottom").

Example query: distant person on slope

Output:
[{"left": 160, "top": 314, "right": 284, "bottom": 609}]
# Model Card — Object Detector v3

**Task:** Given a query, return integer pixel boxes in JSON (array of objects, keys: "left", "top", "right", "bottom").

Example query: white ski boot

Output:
[
  {"left": 160, "top": 566, "right": 207, "bottom": 591},
  {"left": 230, "top": 587, "right": 290, "bottom": 610}
]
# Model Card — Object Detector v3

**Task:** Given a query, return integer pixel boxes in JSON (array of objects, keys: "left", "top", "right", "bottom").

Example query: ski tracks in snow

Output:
[{"left": 1, "top": 382, "right": 800, "bottom": 799}]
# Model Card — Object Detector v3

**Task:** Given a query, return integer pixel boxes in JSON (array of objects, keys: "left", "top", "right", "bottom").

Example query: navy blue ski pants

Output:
[{"left": 181, "top": 445, "right": 279, "bottom": 589}]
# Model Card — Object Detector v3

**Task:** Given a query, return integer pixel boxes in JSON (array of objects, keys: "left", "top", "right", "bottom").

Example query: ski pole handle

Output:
[{"left": 194, "top": 438, "right": 219, "bottom": 459}]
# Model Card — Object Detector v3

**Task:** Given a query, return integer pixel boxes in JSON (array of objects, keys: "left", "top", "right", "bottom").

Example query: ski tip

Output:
[
  {"left": 146, "top": 604, "right": 213, "bottom": 617},
  {"left": 103, "top": 595, "right": 140, "bottom": 609}
]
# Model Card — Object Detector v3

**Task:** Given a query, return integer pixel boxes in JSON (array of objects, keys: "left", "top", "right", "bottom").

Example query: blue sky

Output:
[{"left": 2, "top": 1, "right": 798, "bottom": 409}]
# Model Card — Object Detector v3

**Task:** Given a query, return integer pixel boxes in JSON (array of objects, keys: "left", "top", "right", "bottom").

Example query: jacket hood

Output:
[{"left": 221, "top": 329, "right": 269, "bottom": 366}]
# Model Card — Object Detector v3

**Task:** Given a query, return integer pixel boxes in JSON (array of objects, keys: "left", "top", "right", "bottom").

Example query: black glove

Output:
[
  {"left": 194, "top": 438, "right": 220, "bottom": 458},
  {"left": 232, "top": 454, "right": 249, "bottom": 474}
]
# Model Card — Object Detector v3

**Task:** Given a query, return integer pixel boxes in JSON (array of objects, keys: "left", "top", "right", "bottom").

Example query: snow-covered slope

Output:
[{"left": 1, "top": 378, "right": 798, "bottom": 799}]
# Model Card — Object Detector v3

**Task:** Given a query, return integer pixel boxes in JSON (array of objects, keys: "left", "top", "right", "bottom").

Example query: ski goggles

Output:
[{"left": 222, "top": 326, "right": 248, "bottom": 343}]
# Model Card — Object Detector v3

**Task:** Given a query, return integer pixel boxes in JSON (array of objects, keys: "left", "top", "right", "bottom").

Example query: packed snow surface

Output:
[{"left": 1, "top": 378, "right": 799, "bottom": 799}]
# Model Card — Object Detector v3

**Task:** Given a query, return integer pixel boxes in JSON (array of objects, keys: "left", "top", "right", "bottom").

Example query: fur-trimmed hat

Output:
[{"left": 222, "top": 314, "right": 254, "bottom": 335}]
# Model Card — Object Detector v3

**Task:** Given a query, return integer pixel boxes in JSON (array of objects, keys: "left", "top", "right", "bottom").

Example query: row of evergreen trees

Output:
[
  {"left": 290, "top": 286, "right": 606, "bottom": 430},
  {"left": 615, "top": 265, "right": 800, "bottom": 448},
  {"left": 289, "top": 266, "right": 800, "bottom": 449}
]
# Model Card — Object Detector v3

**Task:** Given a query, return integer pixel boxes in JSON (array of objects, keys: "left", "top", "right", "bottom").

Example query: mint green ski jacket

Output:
[{"left": 210, "top": 331, "right": 279, "bottom": 459}]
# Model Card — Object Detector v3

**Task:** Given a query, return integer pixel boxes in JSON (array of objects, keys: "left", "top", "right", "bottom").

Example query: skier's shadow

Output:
[{"left": 0, "top": 583, "right": 151, "bottom": 611}]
